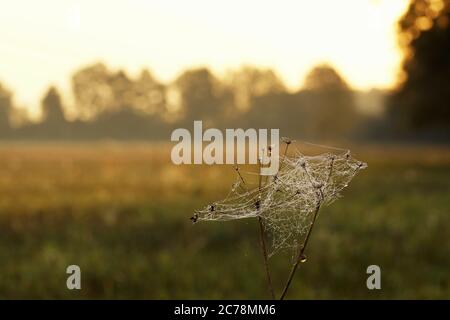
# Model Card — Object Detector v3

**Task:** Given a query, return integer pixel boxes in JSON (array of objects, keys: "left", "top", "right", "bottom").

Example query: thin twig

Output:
[
  {"left": 235, "top": 164, "right": 275, "bottom": 299},
  {"left": 281, "top": 142, "right": 290, "bottom": 167},
  {"left": 280, "top": 199, "right": 321, "bottom": 300},
  {"left": 280, "top": 151, "right": 324, "bottom": 300},
  {"left": 234, "top": 165, "right": 247, "bottom": 188},
  {"left": 276, "top": 140, "right": 291, "bottom": 175},
  {"left": 257, "top": 160, "right": 276, "bottom": 299},
  {"left": 258, "top": 216, "right": 275, "bottom": 299}
]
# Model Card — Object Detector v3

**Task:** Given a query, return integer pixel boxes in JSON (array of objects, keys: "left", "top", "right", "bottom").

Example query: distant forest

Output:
[
  {"left": 0, "top": 0, "right": 449, "bottom": 142},
  {"left": 0, "top": 62, "right": 385, "bottom": 141}
]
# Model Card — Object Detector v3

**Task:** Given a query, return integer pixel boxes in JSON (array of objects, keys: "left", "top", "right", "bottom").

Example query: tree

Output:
[
  {"left": 173, "top": 68, "right": 231, "bottom": 127},
  {"left": 133, "top": 69, "right": 166, "bottom": 115},
  {"left": 108, "top": 70, "right": 134, "bottom": 110},
  {"left": 72, "top": 63, "right": 115, "bottom": 119},
  {"left": 72, "top": 63, "right": 167, "bottom": 121},
  {"left": 301, "top": 64, "right": 357, "bottom": 138},
  {"left": 41, "top": 86, "right": 66, "bottom": 125},
  {"left": 389, "top": 0, "right": 450, "bottom": 134},
  {"left": 303, "top": 65, "right": 349, "bottom": 92},
  {"left": 0, "top": 82, "right": 13, "bottom": 135},
  {"left": 226, "top": 66, "right": 286, "bottom": 111}
]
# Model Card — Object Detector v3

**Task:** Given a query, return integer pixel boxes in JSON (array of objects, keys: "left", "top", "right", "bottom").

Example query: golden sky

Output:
[{"left": 0, "top": 0, "right": 409, "bottom": 114}]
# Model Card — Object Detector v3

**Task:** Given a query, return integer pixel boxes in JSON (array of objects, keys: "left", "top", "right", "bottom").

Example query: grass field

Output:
[{"left": 0, "top": 142, "right": 449, "bottom": 299}]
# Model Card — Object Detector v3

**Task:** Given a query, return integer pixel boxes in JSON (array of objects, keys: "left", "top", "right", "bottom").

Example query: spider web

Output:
[{"left": 193, "top": 143, "right": 367, "bottom": 257}]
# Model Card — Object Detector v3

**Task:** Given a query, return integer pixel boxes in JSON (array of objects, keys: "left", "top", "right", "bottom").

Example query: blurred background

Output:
[{"left": 0, "top": 0, "right": 449, "bottom": 298}]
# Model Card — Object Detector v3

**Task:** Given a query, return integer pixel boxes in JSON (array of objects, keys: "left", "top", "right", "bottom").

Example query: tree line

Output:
[
  {"left": 0, "top": 63, "right": 369, "bottom": 140},
  {"left": 0, "top": 0, "right": 448, "bottom": 141}
]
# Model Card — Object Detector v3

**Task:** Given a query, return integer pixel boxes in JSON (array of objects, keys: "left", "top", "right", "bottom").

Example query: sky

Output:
[{"left": 0, "top": 0, "right": 409, "bottom": 115}]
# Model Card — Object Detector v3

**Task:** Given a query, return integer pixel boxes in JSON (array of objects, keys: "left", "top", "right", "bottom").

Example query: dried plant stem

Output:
[
  {"left": 258, "top": 216, "right": 275, "bottom": 299},
  {"left": 258, "top": 161, "right": 276, "bottom": 299},
  {"left": 280, "top": 200, "right": 321, "bottom": 300},
  {"left": 197, "top": 142, "right": 366, "bottom": 300},
  {"left": 282, "top": 143, "right": 290, "bottom": 165},
  {"left": 235, "top": 165, "right": 275, "bottom": 299}
]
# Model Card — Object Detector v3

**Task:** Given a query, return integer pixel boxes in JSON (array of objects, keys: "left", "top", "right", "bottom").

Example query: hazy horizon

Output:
[{"left": 1, "top": 0, "right": 409, "bottom": 116}]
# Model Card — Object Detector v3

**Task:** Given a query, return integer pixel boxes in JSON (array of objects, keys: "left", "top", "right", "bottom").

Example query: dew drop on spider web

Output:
[{"left": 300, "top": 254, "right": 307, "bottom": 263}]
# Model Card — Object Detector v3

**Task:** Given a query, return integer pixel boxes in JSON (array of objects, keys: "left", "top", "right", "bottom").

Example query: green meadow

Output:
[{"left": 0, "top": 143, "right": 448, "bottom": 299}]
